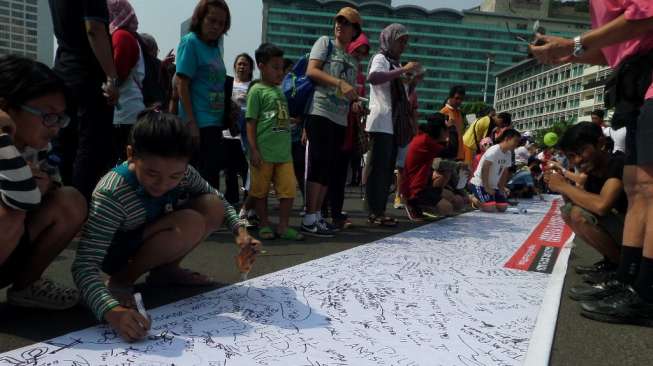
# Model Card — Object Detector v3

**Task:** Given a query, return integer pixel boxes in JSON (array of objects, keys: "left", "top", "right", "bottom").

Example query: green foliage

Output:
[
  {"left": 460, "top": 101, "right": 490, "bottom": 117},
  {"left": 532, "top": 119, "right": 573, "bottom": 147}
]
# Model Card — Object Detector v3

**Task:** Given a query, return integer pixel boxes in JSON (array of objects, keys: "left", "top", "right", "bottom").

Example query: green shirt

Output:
[{"left": 245, "top": 83, "right": 292, "bottom": 163}]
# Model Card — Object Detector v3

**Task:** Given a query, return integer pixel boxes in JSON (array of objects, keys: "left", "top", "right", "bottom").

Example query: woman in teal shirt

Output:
[{"left": 176, "top": 0, "right": 230, "bottom": 189}]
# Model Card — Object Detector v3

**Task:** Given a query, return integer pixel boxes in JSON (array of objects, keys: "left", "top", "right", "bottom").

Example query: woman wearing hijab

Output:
[
  {"left": 364, "top": 24, "right": 421, "bottom": 226},
  {"left": 107, "top": 0, "right": 145, "bottom": 163}
]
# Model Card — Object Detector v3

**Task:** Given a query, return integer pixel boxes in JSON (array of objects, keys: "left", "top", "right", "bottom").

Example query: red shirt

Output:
[{"left": 402, "top": 132, "right": 445, "bottom": 201}]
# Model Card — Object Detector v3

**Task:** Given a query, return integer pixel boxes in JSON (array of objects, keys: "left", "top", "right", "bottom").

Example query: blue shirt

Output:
[{"left": 176, "top": 32, "right": 226, "bottom": 128}]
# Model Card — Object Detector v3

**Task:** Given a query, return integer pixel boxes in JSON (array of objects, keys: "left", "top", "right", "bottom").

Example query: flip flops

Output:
[{"left": 277, "top": 227, "right": 305, "bottom": 241}]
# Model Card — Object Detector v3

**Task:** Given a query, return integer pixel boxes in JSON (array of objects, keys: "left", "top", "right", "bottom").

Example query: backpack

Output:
[
  {"left": 135, "top": 34, "right": 166, "bottom": 107},
  {"left": 282, "top": 39, "right": 333, "bottom": 118}
]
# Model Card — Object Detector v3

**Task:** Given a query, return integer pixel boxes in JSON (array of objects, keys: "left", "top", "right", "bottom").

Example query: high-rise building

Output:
[
  {"left": 0, "top": 0, "right": 53, "bottom": 66},
  {"left": 261, "top": 0, "right": 590, "bottom": 114},
  {"left": 494, "top": 59, "right": 610, "bottom": 132}
]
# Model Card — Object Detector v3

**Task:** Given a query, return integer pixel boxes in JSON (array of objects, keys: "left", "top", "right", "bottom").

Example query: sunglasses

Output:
[{"left": 21, "top": 104, "right": 70, "bottom": 128}]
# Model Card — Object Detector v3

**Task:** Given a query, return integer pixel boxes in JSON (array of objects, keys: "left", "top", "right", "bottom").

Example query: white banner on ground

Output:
[{"left": 0, "top": 198, "right": 570, "bottom": 366}]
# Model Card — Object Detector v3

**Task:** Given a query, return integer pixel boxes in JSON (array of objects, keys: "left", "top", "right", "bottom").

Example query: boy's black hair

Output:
[
  {"left": 448, "top": 85, "right": 466, "bottom": 98},
  {"left": 591, "top": 109, "right": 605, "bottom": 119},
  {"left": 421, "top": 113, "right": 447, "bottom": 140},
  {"left": 558, "top": 122, "right": 603, "bottom": 153},
  {"left": 255, "top": 43, "right": 284, "bottom": 66},
  {"left": 496, "top": 128, "right": 521, "bottom": 143},
  {"left": 233, "top": 53, "right": 254, "bottom": 81},
  {"left": 497, "top": 112, "right": 512, "bottom": 126},
  {"left": 130, "top": 109, "right": 195, "bottom": 159},
  {"left": 0, "top": 54, "right": 66, "bottom": 110}
]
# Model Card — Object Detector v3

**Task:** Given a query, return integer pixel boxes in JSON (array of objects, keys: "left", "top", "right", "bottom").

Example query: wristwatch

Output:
[{"left": 572, "top": 35, "right": 585, "bottom": 58}]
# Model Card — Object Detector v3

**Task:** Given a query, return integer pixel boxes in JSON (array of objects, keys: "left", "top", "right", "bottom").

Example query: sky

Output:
[{"left": 129, "top": 0, "right": 482, "bottom": 77}]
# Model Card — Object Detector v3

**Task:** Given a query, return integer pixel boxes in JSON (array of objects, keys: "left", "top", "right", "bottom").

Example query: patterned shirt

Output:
[{"left": 72, "top": 163, "right": 245, "bottom": 320}]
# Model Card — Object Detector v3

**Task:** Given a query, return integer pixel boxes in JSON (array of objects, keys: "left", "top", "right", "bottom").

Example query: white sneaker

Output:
[{"left": 7, "top": 278, "right": 79, "bottom": 310}]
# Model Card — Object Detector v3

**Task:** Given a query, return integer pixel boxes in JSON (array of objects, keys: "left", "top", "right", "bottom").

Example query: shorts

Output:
[
  {"left": 0, "top": 221, "right": 30, "bottom": 289},
  {"left": 396, "top": 146, "right": 408, "bottom": 169},
  {"left": 470, "top": 184, "right": 507, "bottom": 207},
  {"left": 102, "top": 226, "right": 147, "bottom": 275},
  {"left": 625, "top": 98, "right": 653, "bottom": 166},
  {"left": 249, "top": 161, "right": 297, "bottom": 199},
  {"left": 561, "top": 203, "right": 624, "bottom": 245}
]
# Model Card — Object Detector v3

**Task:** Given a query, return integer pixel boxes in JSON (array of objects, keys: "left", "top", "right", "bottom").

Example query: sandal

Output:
[
  {"left": 277, "top": 227, "right": 305, "bottom": 241},
  {"left": 146, "top": 267, "right": 214, "bottom": 287},
  {"left": 258, "top": 226, "right": 276, "bottom": 240},
  {"left": 368, "top": 214, "right": 398, "bottom": 227}
]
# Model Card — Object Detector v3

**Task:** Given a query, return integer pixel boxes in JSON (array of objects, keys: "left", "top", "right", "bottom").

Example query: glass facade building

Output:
[
  {"left": 0, "top": 0, "right": 53, "bottom": 65},
  {"left": 262, "top": 0, "right": 590, "bottom": 115}
]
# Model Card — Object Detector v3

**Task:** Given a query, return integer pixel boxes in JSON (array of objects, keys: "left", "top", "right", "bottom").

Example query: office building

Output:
[{"left": 262, "top": 0, "right": 590, "bottom": 114}]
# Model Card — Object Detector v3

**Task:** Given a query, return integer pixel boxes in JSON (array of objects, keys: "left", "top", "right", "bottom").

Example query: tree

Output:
[{"left": 460, "top": 101, "right": 490, "bottom": 117}]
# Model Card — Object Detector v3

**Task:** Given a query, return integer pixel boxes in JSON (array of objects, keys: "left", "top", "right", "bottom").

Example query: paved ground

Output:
[{"left": 1, "top": 188, "right": 652, "bottom": 365}]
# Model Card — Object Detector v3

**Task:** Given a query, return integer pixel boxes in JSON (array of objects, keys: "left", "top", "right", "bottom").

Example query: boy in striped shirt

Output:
[{"left": 73, "top": 110, "right": 260, "bottom": 342}]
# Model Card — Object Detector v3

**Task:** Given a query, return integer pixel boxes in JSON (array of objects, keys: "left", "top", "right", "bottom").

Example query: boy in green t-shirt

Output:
[{"left": 246, "top": 43, "right": 303, "bottom": 241}]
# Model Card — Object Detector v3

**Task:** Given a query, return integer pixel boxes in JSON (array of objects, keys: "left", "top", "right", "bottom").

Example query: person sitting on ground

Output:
[
  {"left": 72, "top": 110, "right": 260, "bottom": 342},
  {"left": 246, "top": 43, "right": 304, "bottom": 241},
  {"left": 469, "top": 129, "right": 521, "bottom": 213},
  {"left": 401, "top": 113, "right": 457, "bottom": 221},
  {"left": 544, "top": 123, "right": 628, "bottom": 302},
  {"left": 0, "top": 55, "right": 86, "bottom": 310}
]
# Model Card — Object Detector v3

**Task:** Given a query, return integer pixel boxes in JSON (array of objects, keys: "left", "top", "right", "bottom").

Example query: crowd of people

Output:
[{"left": 0, "top": 0, "right": 652, "bottom": 343}]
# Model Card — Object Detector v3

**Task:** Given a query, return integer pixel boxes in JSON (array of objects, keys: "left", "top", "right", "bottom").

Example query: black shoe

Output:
[
  {"left": 569, "top": 279, "right": 628, "bottom": 302},
  {"left": 580, "top": 286, "right": 653, "bottom": 327},
  {"left": 582, "top": 269, "right": 616, "bottom": 285},
  {"left": 575, "top": 259, "right": 618, "bottom": 275}
]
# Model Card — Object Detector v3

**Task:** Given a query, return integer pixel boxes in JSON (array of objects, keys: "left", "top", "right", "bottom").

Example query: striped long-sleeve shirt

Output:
[
  {"left": 0, "top": 134, "right": 40, "bottom": 211},
  {"left": 72, "top": 163, "right": 246, "bottom": 320}
]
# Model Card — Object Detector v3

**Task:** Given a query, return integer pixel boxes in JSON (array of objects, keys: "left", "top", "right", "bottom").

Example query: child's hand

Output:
[
  {"left": 235, "top": 230, "right": 262, "bottom": 274},
  {"left": 104, "top": 306, "right": 150, "bottom": 342},
  {"left": 250, "top": 150, "right": 262, "bottom": 168},
  {"left": 27, "top": 164, "right": 51, "bottom": 195}
]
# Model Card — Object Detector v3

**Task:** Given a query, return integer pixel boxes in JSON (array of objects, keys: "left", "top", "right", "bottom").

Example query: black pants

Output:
[
  {"left": 305, "top": 115, "right": 345, "bottom": 186},
  {"left": 349, "top": 147, "right": 362, "bottom": 185},
  {"left": 193, "top": 126, "right": 225, "bottom": 191},
  {"left": 365, "top": 132, "right": 397, "bottom": 216},
  {"left": 292, "top": 141, "right": 306, "bottom": 200},
  {"left": 71, "top": 82, "right": 115, "bottom": 200},
  {"left": 325, "top": 148, "right": 352, "bottom": 220},
  {"left": 222, "top": 138, "right": 247, "bottom": 205}
]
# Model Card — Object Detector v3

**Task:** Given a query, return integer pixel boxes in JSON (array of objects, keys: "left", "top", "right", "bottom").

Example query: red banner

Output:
[{"left": 504, "top": 199, "right": 573, "bottom": 273}]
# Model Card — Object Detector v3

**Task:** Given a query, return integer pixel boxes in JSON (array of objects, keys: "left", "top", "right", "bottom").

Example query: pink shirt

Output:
[{"left": 591, "top": 0, "right": 653, "bottom": 99}]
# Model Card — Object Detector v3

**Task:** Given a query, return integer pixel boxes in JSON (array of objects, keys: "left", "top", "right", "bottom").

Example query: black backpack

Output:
[{"left": 135, "top": 34, "right": 165, "bottom": 107}]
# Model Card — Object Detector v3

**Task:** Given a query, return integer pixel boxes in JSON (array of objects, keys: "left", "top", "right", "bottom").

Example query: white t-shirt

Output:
[
  {"left": 223, "top": 80, "right": 251, "bottom": 140},
  {"left": 114, "top": 44, "right": 145, "bottom": 125},
  {"left": 602, "top": 126, "right": 627, "bottom": 154},
  {"left": 470, "top": 144, "right": 513, "bottom": 190},
  {"left": 365, "top": 54, "right": 393, "bottom": 134}
]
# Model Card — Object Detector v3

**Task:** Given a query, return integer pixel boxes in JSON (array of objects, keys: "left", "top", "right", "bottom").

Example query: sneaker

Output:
[
  {"left": 7, "top": 278, "right": 79, "bottom": 310},
  {"left": 404, "top": 204, "right": 425, "bottom": 222},
  {"left": 580, "top": 286, "right": 653, "bottom": 327},
  {"left": 321, "top": 218, "right": 339, "bottom": 233},
  {"left": 582, "top": 269, "right": 617, "bottom": 285},
  {"left": 301, "top": 220, "right": 335, "bottom": 238},
  {"left": 575, "top": 259, "right": 618, "bottom": 275},
  {"left": 569, "top": 278, "right": 628, "bottom": 302},
  {"left": 393, "top": 196, "right": 404, "bottom": 209}
]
